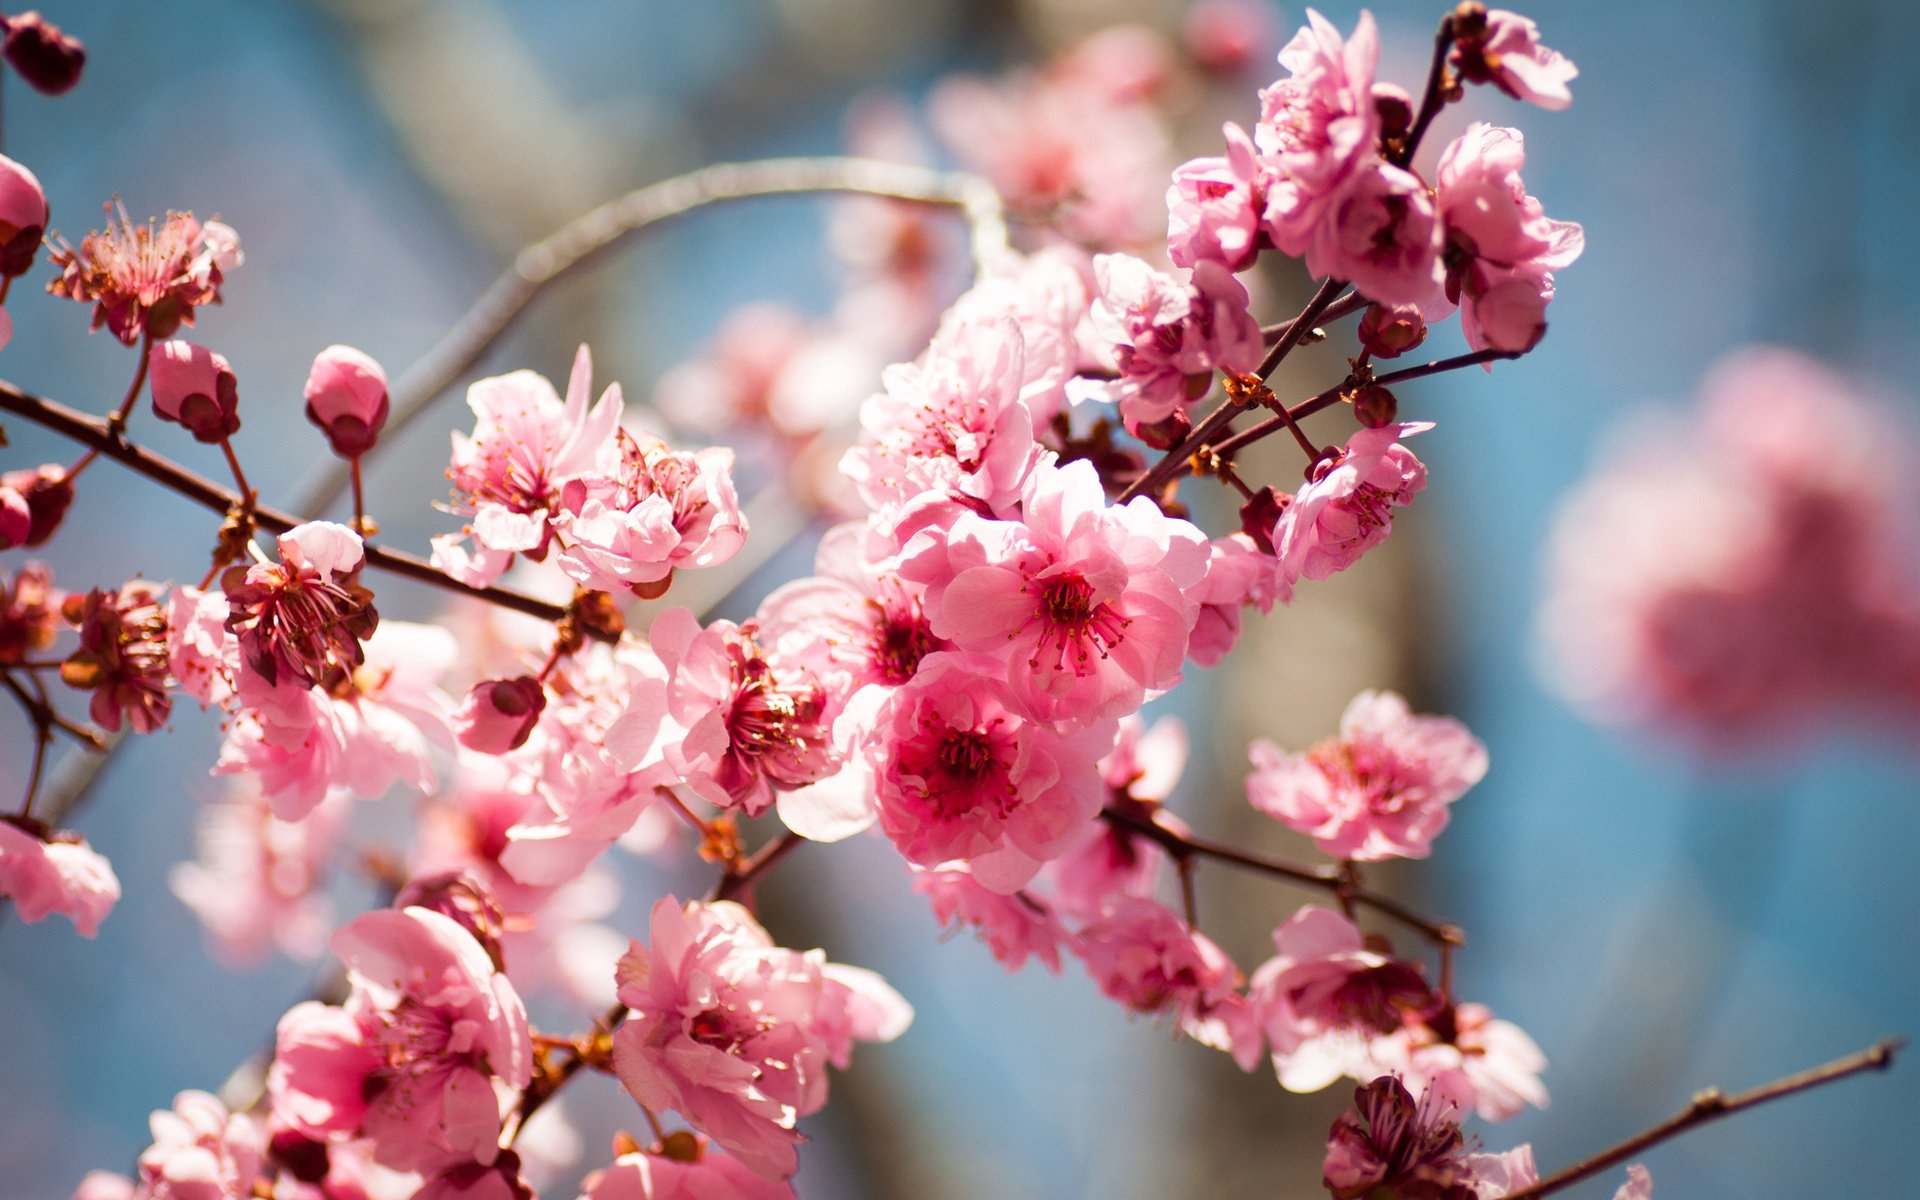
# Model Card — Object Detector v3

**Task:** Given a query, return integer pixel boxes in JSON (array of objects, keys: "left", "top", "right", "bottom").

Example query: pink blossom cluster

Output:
[
  {"left": 1540, "top": 346, "right": 1920, "bottom": 749},
  {"left": 1166, "top": 8, "right": 1582, "bottom": 354}
]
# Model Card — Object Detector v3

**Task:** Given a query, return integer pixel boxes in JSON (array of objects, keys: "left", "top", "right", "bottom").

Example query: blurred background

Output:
[{"left": 0, "top": 0, "right": 1915, "bottom": 1197}]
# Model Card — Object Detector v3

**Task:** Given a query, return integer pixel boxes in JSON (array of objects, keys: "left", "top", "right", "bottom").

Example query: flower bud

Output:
[
  {"left": 148, "top": 339, "right": 240, "bottom": 443},
  {"left": 0, "top": 153, "right": 48, "bottom": 278},
  {"left": 2, "top": 12, "right": 84, "bottom": 96},
  {"left": 0, "top": 463, "right": 73, "bottom": 547},
  {"left": 1351, "top": 384, "right": 1399, "bottom": 429},
  {"left": 1134, "top": 407, "right": 1192, "bottom": 452},
  {"left": 454, "top": 675, "right": 547, "bottom": 754},
  {"left": 1357, "top": 302, "right": 1428, "bottom": 359},
  {"left": 303, "top": 344, "right": 390, "bottom": 458},
  {"left": 1239, "top": 486, "right": 1287, "bottom": 555},
  {"left": 1371, "top": 83, "right": 1414, "bottom": 142}
]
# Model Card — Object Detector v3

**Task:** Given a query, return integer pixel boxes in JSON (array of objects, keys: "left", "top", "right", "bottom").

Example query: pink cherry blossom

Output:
[
  {"left": 1, "top": 559, "right": 62, "bottom": 664},
  {"left": 1376, "top": 1000, "right": 1550, "bottom": 1121},
  {"left": 1306, "top": 160, "right": 1445, "bottom": 311},
  {"left": 0, "top": 151, "right": 48, "bottom": 278},
  {"left": 1071, "top": 896, "right": 1261, "bottom": 1069},
  {"left": 913, "top": 864, "right": 1066, "bottom": 973},
  {"left": 554, "top": 429, "right": 746, "bottom": 595},
  {"left": 579, "top": 1137, "right": 795, "bottom": 1200},
  {"left": 60, "top": 580, "right": 173, "bottom": 734},
  {"left": 304, "top": 344, "right": 391, "bottom": 458},
  {"left": 270, "top": 905, "right": 532, "bottom": 1174},
  {"left": 1184, "top": 0, "right": 1278, "bottom": 74},
  {"left": 1077, "top": 254, "right": 1262, "bottom": 433},
  {"left": 131, "top": 1090, "right": 267, "bottom": 1200},
  {"left": 166, "top": 585, "right": 238, "bottom": 708},
  {"left": 909, "top": 456, "right": 1210, "bottom": 726},
  {"left": 0, "top": 817, "right": 120, "bottom": 936},
  {"left": 48, "top": 206, "right": 239, "bottom": 344},
  {"left": 454, "top": 676, "right": 547, "bottom": 755},
  {"left": 1188, "top": 531, "right": 1290, "bottom": 667},
  {"left": 148, "top": 340, "right": 240, "bottom": 443},
  {"left": 866, "top": 652, "right": 1111, "bottom": 891},
  {"left": 1613, "top": 1164, "right": 1653, "bottom": 1200},
  {"left": 222, "top": 521, "right": 377, "bottom": 691},
  {"left": 0, "top": 462, "right": 75, "bottom": 548},
  {"left": 1436, "top": 124, "right": 1583, "bottom": 354},
  {"left": 936, "top": 246, "right": 1103, "bottom": 429},
  {"left": 1255, "top": 9, "right": 1380, "bottom": 257},
  {"left": 1246, "top": 690, "right": 1489, "bottom": 861},
  {"left": 1271, "top": 422, "right": 1428, "bottom": 584},
  {"left": 1166, "top": 123, "right": 1269, "bottom": 271},
  {"left": 610, "top": 897, "right": 911, "bottom": 1180},
  {"left": 1453, "top": 10, "right": 1577, "bottom": 111},
  {"left": 170, "top": 783, "right": 345, "bottom": 966},
  {"left": 435, "top": 344, "right": 623, "bottom": 587},
  {"left": 1322, "top": 1074, "right": 1479, "bottom": 1200},
  {"left": 1050, "top": 715, "right": 1186, "bottom": 918}
]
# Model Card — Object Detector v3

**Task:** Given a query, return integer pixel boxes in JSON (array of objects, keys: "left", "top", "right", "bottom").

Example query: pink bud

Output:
[
  {"left": 1357, "top": 303, "right": 1428, "bottom": 359},
  {"left": 0, "top": 463, "right": 73, "bottom": 547},
  {"left": 0, "top": 153, "right": 47, "bottom": 278},
  {"left": 2, "top": 12, "right": 84, "bottom": 96},
  {"left": 303, "top": 344, "right": 390, "bottom": 458},
  {"left": 454, "top": 675, "right": 546, "bottom": 754},
  {"left": 148, "top": 340, "right": 240, "bottom": 444}
]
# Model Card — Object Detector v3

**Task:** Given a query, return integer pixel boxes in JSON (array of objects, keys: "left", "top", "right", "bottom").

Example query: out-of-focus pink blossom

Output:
[
  {"left": 436, "top": 345, "right": 622, "bottom": 588},
  {"left": 148, "top": 340, "right": 241, "bottom": 443},
  {"left": 170, "top": 783, "right": 345, "bottom": 966},
  {"left": 0, "top": 559, "right": 61, "bottom": 663},
  {"left": 1183, "top": 0, "right": 1278, "bottom": 74},
  {"left": 913, "top": 864, "right": 1066, "bottom": 973},
  {"left": 1247, "top": 690, "right": 1488, "bottom": 861},
  {"left": 0, "top": 152, "right": 48, "bottom": 277},
  {"left": 908, "top": 457, "right": 1209, "bottom": 726},
  {"left": 578, "top": 1136, "right": 795, "bottom": 1200},
  {"left": 60, "top": 580, "right": 172, "bottom": 733},
  {"left": 1256, "top": 9, "right": 1380, "bottom": 256},
  {"left": 0, "top": 463, "right": 75, "bottom": 548},
  {"left": 1271, "top": 422, "right": 1428, "bottom": 584},
  {"left": 3, "top": 11, "right": 85, "bottom": 95},
  {"left": 1078, "top": 254, "right": 1262, "bottom": 433},
  {"left": 555, "top": 429, "right": 746, "bottom": 596},
  {"left": 611, "top": 897, "right": 911, "bottom": 1180},
  {"left": 270, "top": 906, "right": 532, "bottom": 1174},
  {"left": 304, "top": 344, "right": 390, "bottom": 458},
  {"left": 0, "top": 817, "right": 119, "bottom": 936},
  {"left": 1453, "top": 9, "right": 1577, "bottom": 111},
  {"left": 70, "top": 1171, "right": 134, "bottom": 1200},
  {"left": 866, "top": 652, "right": 1111, "bottom": 892},
  {"left": 48, "top": 206, "right": 238, "bottom": 344},
  {"left": 1074, "top": 896, "right": 1261, "bottom": 1067},
  {"left": 454, "top": 676, "right": 547, "bottom": 755},
  {"left": 132, "top": 1090, "right": 266, "bottom": 1200},
  {"left": 1612, "top": 1164, "right": 1653, "bottom": 1200}
]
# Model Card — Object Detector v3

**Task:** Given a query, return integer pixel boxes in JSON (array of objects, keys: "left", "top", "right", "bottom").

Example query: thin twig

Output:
[
  {"left": 296, "top": 157, "right": 1008, "bottom": 517},
  {"left": 713, "top": 831, "right": 806, "bottom": 904},
  {"left": 1500, "top": 1039, "right": 1905, "bottom": 1200},
  {"left": 1394, "top": 14, "right": 1460, "bottom": 171}
]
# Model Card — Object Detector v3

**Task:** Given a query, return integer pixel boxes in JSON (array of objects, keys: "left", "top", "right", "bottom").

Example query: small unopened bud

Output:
[
  {"left": 1351, "top": 384, "right": 1399, "bottom": 429},
  {"left": 1371, "top": 83, "right": 1414, "bottom": 142},
  {"left": 454, "top": 675, "right": 547, "bottom": 754},
  {"left": 0, "top": 464, "right": 73, "bottom": 548},
  {"left": 1357, "top": 303, "right": 1428, "bottom": 359},
  {"left": 303, "top": 344, "right": 390, "bottom": 458},
  {"left": 0, "top": 153, "right": 47, "bottom": 278},
  {"left": 2, "top": 12, "right": 84, "bottom": 96},
  {"left": 1238, "top": 486, "right": 1287, "bottom": 555},
  {"left": 148, "top": 340, "right": 241, "bottom": 444}
]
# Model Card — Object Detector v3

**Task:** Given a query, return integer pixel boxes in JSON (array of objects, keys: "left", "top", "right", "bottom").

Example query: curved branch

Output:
[{"left": 298, "top": 157, "right": 1009, "bottom": 516}]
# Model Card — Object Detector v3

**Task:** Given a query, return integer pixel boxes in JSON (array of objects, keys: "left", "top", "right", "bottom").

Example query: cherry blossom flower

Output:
[
  {"left": 554, "top": 428, "right": 746, "bottom": 596},
  {"left": 913, "top": 864, "right": 1066, "bottom": 973},
  {"left": 1271, "top": 422, "right": 1428, "bottom": 585},
  {"left": 435, "top": 345, "right": 622, "bottom": 588},
  {"left": 1306, "top": 161, "right": 1445, "bottom": 311},
  {"left": 222, "top": 522, "right": 377, "bottom": 691},
  {"left": 1167, "top": 123, "right": 1269, "bottom": 271},
  {"left": 454, "top": 676, "right": 547, "bottom": 755},
  {"left": 47, "top": 206, "right": 239, "bottom": 344},
  {"left": 1378, "top": 1001, "right": 1549, "bottom": 1122},
  {"left": 908, "top": 456, "right": 1210, "bottom": 726},
  {"left": 0, "top": 559, "right": 61, "bottom": 663},
  {"left": 148, "top": 340, "right": 241, "bottom": 443},
  {"left": 578, "top": 1135, "right": 795, "bottom": 1200},
  {"left": 304, "top": 344, "right": 391, "bottom": 458},
  {"left": 1452, "top": 9, "right": 1577, "bottom": 111},
  {"left": 269, "top": 905, "right": 532, "bottom": 1174},
  {"left": 0, "top": 816, "right": 120, "bottom": 936},
  {"left": 1255, "top": 9, "right": 1380, "bottom": 257},
  {"left": 1077, "top": 254, "right": 1262, "bottom": 434},
  {"left": 60, "top": 580, "right": 172, "bottom": 734},
  {"left": 1072, "top": 895, "right": 1262, "bottom": 1068},
  {"left": 1188, "top": 531, "right": 1290, "bottom": 666},
  {"left": 0, "top": 152, "right": 48, "bottom": 278},
  {"left": 1435, "top": 124, "right": 1583, "bottom": 354},
  {"left": 866, "top": 652, "right": 1111, "bottom": 891},
  {"left": 1184, "top": 0, "right": 1279, "bottom": 74},
  {"left": 1051, "top": 714, "right": 1186, "bottom": 918},
  {"left": 170, "top": 783, "right": 345, "bottom": 966},
  {"left": 610, "top": 897, "right": 911, "bottom": 1180},
  {"left": 1322, "top": 1075, "right": 1478, "bottom": 1200},
  {"left": 130, "top": 1090, "right": 267, "bottom": 1200},
  {"left": 1246, "top": 690, "right": 1489, "bottom": 861},
  {"left": 936, "top": 246, "right": 1103, "bottom": 429},
  {"left": 1358, "top": 302, "right": 1428, "bottom": 359},
  {"left": 0, "top": 462, "right": 75, "bottom": 548},
  {"left": 165, "top": 585, "right": 238, "bottom": 708}
]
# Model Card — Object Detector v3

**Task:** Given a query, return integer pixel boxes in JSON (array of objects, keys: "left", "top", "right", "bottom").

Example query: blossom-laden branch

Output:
[
  {"left": 1501, "top": 1038, "right": 1904, "bottom": 1200},
  {"left": 0, "top": 378, "right": 574, "bottom": 626},
  {"left": 298, "top": 157, "right": 1009, "bottom": 516}
]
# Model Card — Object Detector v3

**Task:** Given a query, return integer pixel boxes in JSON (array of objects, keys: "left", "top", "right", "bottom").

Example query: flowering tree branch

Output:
[{"left": 1500, "top": 1038, "right": 1904, "bottom": 1200}]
